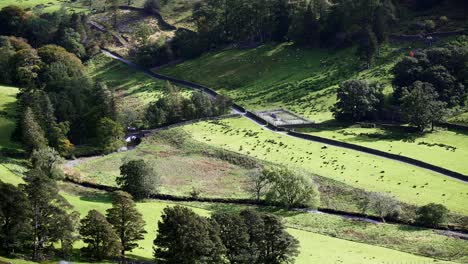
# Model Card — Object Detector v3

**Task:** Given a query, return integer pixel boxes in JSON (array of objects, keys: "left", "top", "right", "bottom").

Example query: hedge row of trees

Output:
[
  {"left": 145, "top": 83, "right": 232, "bottom": 128},
  {"left": 332, "top": 37, "right": 467, "bottom": 131}
]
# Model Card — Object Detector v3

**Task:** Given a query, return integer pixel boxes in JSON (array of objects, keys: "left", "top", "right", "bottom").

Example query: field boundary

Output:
[
  {"left": 63, "top": 177, "right": 468, "bottom": 236},
  {"left": 101, "top": 48, "right": 468, "bottom": 182}
]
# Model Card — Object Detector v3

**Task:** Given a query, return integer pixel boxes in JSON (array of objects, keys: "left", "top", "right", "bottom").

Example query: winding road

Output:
[{"left": 101, "top": 49, "right": 468, "bottom": 182}]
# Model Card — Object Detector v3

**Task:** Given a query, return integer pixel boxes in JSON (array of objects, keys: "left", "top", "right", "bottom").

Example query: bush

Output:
[
  {"left": 143, "top": 0, "right": 160, "bottom": 14},
  {"left": 416, "top": 203, "right": 448, "bottom": 227}
]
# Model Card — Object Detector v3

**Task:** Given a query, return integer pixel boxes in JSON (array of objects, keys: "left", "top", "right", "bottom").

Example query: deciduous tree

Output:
[{"left": 118, "top": 159, "right": 159, "bottom": 200}]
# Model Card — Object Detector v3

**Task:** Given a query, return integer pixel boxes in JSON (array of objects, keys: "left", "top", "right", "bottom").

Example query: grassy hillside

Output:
[
  {"left": 299, "top": 126, "right": 468, "bottom": 175},
  {"left": 87, "top": 54, "right": 189, "bottom": 116},
  {"left": 65, "top": 128, "right": 256, "bottom": 198},
  {"left": 183, "top": 117, "right": 468, "bottom": 214},
  {"left": 157, "top": 43, "right": 404, "bottom": 123},
  {"left": 0, "top": 172, "right": 460, "bottom": 264},
  {"left": 0, "top": 85, "right": 20, "bottom": 151},
  {"left": 0, "top": 0, "right": 87, "bottom": 13}
]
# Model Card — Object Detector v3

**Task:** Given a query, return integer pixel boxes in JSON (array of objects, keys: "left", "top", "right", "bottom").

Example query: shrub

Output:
[{"left": 416, "top": 203, "right": 448, "bottom": 227}]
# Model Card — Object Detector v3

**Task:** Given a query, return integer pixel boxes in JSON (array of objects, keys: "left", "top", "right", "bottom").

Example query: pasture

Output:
[
  {"left": 0, "top": 0, "right": 87, "bottom": 13},
  {"left": 0, "top": 86, "right": 20, "bottom": 151},
  {"left": 183, "top": 117, "right": 468, "bottom": 214},
  {"left": 0, "top": 172, "right": 459, "bottom": 264},
  {"left": 157, "top": 43, "right": 402, "bottom": 123},
  {"left": 67, "top": 130, "right": 255, "bottom": 198},
  {"left": 299, "top": 126, "right": 468, "bottom": 175},
  {"left": 87, "top": 54, "right": 189, "bottom": 115}
]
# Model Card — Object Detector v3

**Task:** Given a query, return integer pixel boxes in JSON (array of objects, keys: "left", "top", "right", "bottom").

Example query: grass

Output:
[
  {"left": 157, "top": 43, "right": 404, "bottom": 123},
  {"left": 0, "top": 86, "right": 20, "bottom": 151},
  {"left": 1, "top": 171, "right": 459, "bottom": 264},
  {"left": 182, "top": 117, "right": 468, "bottom": 214},
  {"left": 298, "top": 126, "right": 468, "bottom": 175},
  {"left": 66, "top": 130, "right": 255, "bottom": 198},
  {"left": 87, "top": 54, "right": 189, "bottom": 116},
  {"left": 0, "top": 0, "right": 87, "bottom": 13}
]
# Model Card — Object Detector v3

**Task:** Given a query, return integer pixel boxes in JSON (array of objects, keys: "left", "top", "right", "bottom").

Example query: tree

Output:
[
  {"left": 30, "top": 147, "right": 64, "bottom": 180},
  {"left": 0, "top": 5, "right": 26, "bottom": 36},
  {"left": 80, "top": 210, "right": 121, "bottom": 260},
  {"left": 416, "top": 203, "right": 449, "bottom": 228},
  {"left": 118, "top": 159, "right": 159, "bottom": 200},
  {"left": 332, "top": 79, "right": 384, "bottom": 122},
  {"left": 96, "top": 117, "right": 125, "bottom": 154},
  {"left": 357, "top": 26, "right": 378, "bottom": 68},
  {"left": 144, "top": 0, "right": 160, "bottom": 14},
  {"left": 239, "top": 210, "right": 299, "bottom": 264},
  {"left": 245, "top": 168, "right": 270, "bottom": 201},
  {"left": 22, "top": 107, "right": 48, "bottom": 151},
  {"left": 264, "top": 167, "right": 320, "bottom": 209},
  {"left": 106, "top": 191, "right": 146, "bottom": 260},
  {"left": 400, "top": 81, "right": 446, "bottom": 132},
  {"left": 369, "top": 192, "right": 401, "bottom": 222},
  {"left": 21, "top": 168, "right": 74, "bottom": 261},
  {"left": 154, "top": 205, "right": 225, "bottom": 264},
  {"left": 212, "top": 212, "right": 251, "bottom": 264},
  {"left": 0, "top": 182, "right": 30, "bottom": 254},
  {"left": 56, "top": 211, "right": 80, "bottom": 258}
]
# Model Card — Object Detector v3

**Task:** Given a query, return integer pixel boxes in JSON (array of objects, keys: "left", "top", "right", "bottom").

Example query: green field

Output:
[
  {"left": 0, "top": 0, "right": 87, "bottom": 13},
  {"left": 157, "top": 43, "right": 404, "bottom": 123},
  {"left": 87, "top": 54, "right": 189, "bottom": 116},
  {"left": 67, "top": 130, "right": 255, "bottom": 198},
  {"left": 299, "top": 126, "right": 468, "bottom": 175},
  {"left": 0, "top": 86, "right": 20, "bottom": 151},
  {"left": 0, "top": 172, "right": 458, "bottom": 264},
  {"left": 183, "top": 117, "right": 468, "bottom": 214}
]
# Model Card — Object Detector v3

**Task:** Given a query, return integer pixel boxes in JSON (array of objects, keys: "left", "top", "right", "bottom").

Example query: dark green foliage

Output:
[
  {"left": 0, "top": 5, "right": 26, "bottom": 36},
  {"left": 211, "top": 212, "right": 252, "bottom": 264},
  {"left": 0, "top": 182, "right": 30, "bottom": 255},
  {"left": 154, "top": 205, "right": 226, "bottom": 264},
  {"left": 96, "top": 117, "right": 125, "bottom": 154},
  {"left": 263, "top": 167, "right": 320, "bottom": 208},
  {"left": 118, "top": 159, "right": 159, "bottom": 200},
  {"left": 332, "top": 79, "right": 384, "bottom": 122},
  {"left": 400, "top": 81, "right": 446, "bottom": 132},
  {"left": 356, "top": 26, "right": 378, "bottom": 68},
  {"left": 21, "top": 168, "right": 75, "bottom": 261},
  {"left": 21, "top": 107, "right": 48, "bottom": 152},
  {"left": 106, "top": 191, "right": 146, "bottom": 258},
  {"left": 145, "top": 87, "right": 232, "bottom": 128},
  {"left": 392, "top": 41, "right": 467, "bottom": 107},
  {"left": 144, "top": 0, "right": 161, "bottom": 14},
  {"left": 30, "top": 147, "right": 64, "bottom": 180},
  {"left": 416, "top": 203, "right": 449, "bottom": 228},
  {"left": 80, "top": 210, "right": 121, "bottom": 260},
  {"left": 239, "top": 210, "right": 299, "bottom": 264}
]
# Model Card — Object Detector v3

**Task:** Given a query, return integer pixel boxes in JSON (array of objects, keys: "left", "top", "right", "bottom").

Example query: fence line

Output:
[{"left": 102, "top": 49, "right": 468, "bottom": 182}]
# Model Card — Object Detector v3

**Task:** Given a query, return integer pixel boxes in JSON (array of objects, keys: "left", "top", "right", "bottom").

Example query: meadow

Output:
[
  {"left": 0, "top": 172, "right": 460, "bottom": 264},
  {"left": 0, "top": 0, "right": 87, "bottom": 13},
  {"left": 157, "top": 43, "right": 404, "bottom": 123},
  {"left": 0, "top": 86, "right": 20, "bottom": 151},
  {"left": 87, "top": 54, "right": 189, "bottom": 116},
  {"left": 67, "top": 130, "right": 255, "bottom": 198},
  {"left": 299, "top": 126, "right": 468, "bottom": 175},
  {"left": 183, "top": 117, "right": 468, "bottom": 214}
]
